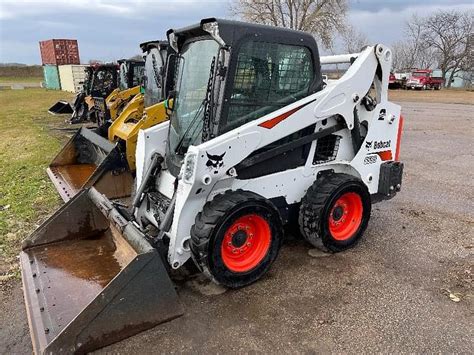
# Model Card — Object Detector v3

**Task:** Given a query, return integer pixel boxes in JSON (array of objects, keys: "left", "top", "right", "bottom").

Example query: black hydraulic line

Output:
[
  {"left": 156, "top": 193, "right": 177, "bottom": 241},
  {"left": 132, "top": 153, "right": 163, "bottom": 208},
  {"left": 351, "top": 107, "right": 363, "bottom": 155}
]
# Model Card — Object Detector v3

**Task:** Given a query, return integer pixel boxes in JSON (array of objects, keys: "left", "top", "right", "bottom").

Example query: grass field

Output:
[
  {"left": 0, "top": 77, "right": 43, "bottom": 85},
  {"left": 0, "top": 88, "right": 73, "bottom": 279}
]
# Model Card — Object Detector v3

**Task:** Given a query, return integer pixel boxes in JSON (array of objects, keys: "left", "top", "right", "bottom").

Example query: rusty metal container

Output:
[
  {"left": 20, "top": 188, "right": 183, "bottom": 354},
  {"left": 39, "top": 39, "right": 80, "bottom": 65},
  {"left": 47, "top": 127, "right": 133, "bottom": 201}
]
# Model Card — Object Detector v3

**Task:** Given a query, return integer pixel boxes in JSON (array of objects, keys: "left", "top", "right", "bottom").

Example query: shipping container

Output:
[
  {"left": 39, "top": 39, "right": 80, "bottom": 65},
  {"left": 58, "top": 64, "right": 89, "bottom": 93},
  {"left": 43, "top": 65, "right": 61, "bottom": 90}
]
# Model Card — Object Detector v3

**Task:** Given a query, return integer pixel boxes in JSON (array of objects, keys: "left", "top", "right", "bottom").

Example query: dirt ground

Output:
[{"left": 1, "top": 97, "right": 473, "bottom": 353}]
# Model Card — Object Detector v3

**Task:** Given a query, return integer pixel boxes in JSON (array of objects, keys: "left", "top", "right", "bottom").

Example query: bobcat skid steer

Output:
[
  {"left": 93, "top": 59, "right": 145, "bottom": 133},
  {"left": 46, "top": 41, "right": 173, "bottom": 202},
  {"left": 21, "top": 19, "right": 404, "bottom": 354}
]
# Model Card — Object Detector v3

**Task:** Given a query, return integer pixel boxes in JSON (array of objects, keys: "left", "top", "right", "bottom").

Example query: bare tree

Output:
[
  {"left": 339, "top": 24, "right": 368, "bottom": 53},
  {"left": 391, "top": 14, "right": 436, "bottom": 71},
  {"left": 421, "top": 10, "right": 473, "bottom": 88},
  {"left": 230, "top": 0, "right": 348, "bottom": 48}
]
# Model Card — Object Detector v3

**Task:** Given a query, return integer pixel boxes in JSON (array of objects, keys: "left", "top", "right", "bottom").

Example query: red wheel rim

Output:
[
  {"left": 328, "top": 192, "right": 363, "bottom": 241},
  {"left": 221, "top": 214, "right": 271, "bottom": 273}
]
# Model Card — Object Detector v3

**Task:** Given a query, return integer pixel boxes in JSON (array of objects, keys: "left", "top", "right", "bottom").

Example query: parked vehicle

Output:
[{"left": 406, "top": 69, "right": 444, "bottom": 90}]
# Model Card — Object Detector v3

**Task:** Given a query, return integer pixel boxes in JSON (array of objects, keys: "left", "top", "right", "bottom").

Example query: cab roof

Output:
[{"left": 167, "top": 17, "right": 319, "bottom": 53}]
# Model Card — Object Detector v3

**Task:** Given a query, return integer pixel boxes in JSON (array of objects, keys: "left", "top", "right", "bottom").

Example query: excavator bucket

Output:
[
  {"left": 48, "top": 101, "right": 74, "bottom": 115},
  {"left": 20, "top": 188, "right": 184, "bottom": 354},
  {"left": 47, "top": 127, "right": 133, "bottom": 202}
]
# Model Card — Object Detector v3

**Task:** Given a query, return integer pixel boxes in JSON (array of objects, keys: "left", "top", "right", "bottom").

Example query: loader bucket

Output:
[
  {"left": 47, "top": 127, "right": 133, "bottom": 202},
  {"left": 20, "top": 188, "right": 184, "bottom": 354},
  {"left": 48, "top": 101, "right": 74, "bottom": 115}
]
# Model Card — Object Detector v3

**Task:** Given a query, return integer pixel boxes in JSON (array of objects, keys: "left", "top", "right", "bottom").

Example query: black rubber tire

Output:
[
  {"left": 298, "top": 173, "right": 371, "bottom": 253},
  {"left": 190, "top": 190, "right": 283, "bottom": 288}
]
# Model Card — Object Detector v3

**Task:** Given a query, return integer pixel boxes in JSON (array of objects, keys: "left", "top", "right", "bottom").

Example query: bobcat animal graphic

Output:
[{"left": 206, "top": 152, "right": 226, "bottom": 174}]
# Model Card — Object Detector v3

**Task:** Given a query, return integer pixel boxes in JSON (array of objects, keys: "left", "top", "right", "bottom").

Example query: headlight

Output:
[{"left": 183, "top": 153, "right": 197, "bottom": 184}]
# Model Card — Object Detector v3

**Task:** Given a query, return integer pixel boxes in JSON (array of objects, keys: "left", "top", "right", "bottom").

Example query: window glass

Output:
[
  {"left": 144, "top": 48, "right": 164, "bottom": 106},
  {"left": 132, "top": 64, "right": 144, "bottom": 87},
  {"left": 119, "top": 62, "right": 129, "bottom": 90},
  {"left": 227, "top": 41, "right": 313, "bottom": 127}
]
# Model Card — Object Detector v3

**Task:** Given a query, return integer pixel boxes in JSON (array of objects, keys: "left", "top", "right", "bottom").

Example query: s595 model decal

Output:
[{"left": 364, "top": 155, "right": 377, "bottom": 165}]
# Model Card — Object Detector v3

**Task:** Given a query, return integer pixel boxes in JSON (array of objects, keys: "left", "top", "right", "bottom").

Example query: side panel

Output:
[
  {"left": 135, "top": 121, "right": 170, "bottom": 188},
  {"left": 58, "top": 65, "right": 74, "bottom": 92}
]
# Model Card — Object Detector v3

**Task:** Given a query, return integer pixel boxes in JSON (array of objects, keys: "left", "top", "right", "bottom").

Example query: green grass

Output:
[
  {"left": 0, "top": 76, "right": 43, "bottom": 84},
  {"left": 0, "top": 88, "right": 74, "bottom": 275}
]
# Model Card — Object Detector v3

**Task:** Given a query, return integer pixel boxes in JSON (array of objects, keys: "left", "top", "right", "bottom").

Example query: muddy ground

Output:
[{"left": 1, "top": 100, "right": 473, "bottom": 353}]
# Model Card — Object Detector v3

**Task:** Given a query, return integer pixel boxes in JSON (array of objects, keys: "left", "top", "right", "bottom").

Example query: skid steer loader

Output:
[
  {"left": 93, "top": 59, "right": 145, "bottom": 132},
  {"left": 107, "top": 40, "right": 175, "bottom": 170},
  {"left": 49, "top": 64, "right": 120, "bottom": 124},
  {"left": 21, "top": 19, "right": 404, "bottom": 354},
  {"left": 46, "top": 41, "right": 174, "bottom": 202}
]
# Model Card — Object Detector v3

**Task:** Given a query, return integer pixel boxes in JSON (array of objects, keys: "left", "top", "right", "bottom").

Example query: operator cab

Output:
[
  {"left": 117, "top": 59, "right": 145, "bottom": 90},
  {"left": 89, "top": 64, "right": 119, "bottom": 98},
  {"left": 165, "top": 18, "right": 323, "bottom": 176},
  {"left": 140, "top": 40, "right": 176, "bottom": 108}
]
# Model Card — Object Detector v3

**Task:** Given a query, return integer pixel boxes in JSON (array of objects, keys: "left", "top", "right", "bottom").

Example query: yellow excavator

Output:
[{"left": 47, "top": 40, "right": 174, "bottom": 201}]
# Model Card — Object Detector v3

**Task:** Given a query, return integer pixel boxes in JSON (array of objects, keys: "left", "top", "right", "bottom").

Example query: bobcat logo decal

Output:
[
  {"left": 365, "top": 141, "right": 373, "bottom": 149},
  {"left": 206, "top": 152, "right": 226, "bottom": 174}
]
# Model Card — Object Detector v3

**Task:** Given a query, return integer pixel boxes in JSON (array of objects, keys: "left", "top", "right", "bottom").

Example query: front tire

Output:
[
  {"left": 190, "top": 190, "right": 283, "bottom": 288},
  {"left": 299, "top": 173, "right": 371, "bottom": 252}
]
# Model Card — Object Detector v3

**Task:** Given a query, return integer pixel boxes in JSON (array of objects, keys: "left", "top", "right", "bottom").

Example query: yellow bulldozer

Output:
[{"left": 47, "top": 40, "right": 174, "bottom": 201}]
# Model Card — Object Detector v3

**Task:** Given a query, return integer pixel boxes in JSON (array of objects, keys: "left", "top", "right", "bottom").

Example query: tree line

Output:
[
  {"left": 231, "top": 1, "right": 472, "bottom": 88},
  {"left": 393, "top": 11, "right": 472, "bottom": 87}
]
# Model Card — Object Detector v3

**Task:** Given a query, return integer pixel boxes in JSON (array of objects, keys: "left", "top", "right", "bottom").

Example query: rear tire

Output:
[
  {"left": 190, "top": 190, "right": 283, "bottom": 288},
  {"left": 299, "top": 173, "right": 371, "bottom": 252}
]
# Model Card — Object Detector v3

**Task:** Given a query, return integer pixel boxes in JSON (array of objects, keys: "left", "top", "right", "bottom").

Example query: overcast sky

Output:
[{"left": 0, "top": 0, "right": 472, "bottom": 64}]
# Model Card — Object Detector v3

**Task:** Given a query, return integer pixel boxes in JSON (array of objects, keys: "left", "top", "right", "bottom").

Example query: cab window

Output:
[{"left": 226, "top": 41, "right": 313, "bottom": 129}]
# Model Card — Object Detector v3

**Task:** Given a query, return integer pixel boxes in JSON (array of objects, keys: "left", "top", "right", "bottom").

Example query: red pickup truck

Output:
[{"left": 406, "top": 69, "right": 444, "bottom": 90}]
